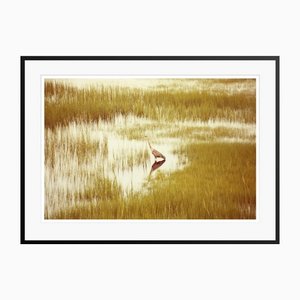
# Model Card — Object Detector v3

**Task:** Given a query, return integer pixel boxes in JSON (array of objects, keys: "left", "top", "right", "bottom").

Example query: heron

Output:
[{"left": 148, "top": 141, "right": 166, "bottom": 161}]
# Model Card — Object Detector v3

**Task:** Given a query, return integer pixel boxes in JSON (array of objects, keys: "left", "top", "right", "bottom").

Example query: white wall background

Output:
[{"left": 0, "top": 1, "right": 298, "bottom": 299}]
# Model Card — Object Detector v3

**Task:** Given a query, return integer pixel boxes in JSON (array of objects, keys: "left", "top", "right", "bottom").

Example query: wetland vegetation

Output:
[{"left": 44, "top": 78, "right": 256, "bottom": 219}]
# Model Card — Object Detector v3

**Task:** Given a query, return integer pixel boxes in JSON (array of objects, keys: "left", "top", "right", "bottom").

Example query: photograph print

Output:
[{"left": 44, "top": 77, "right": 256, "bottom": 220}]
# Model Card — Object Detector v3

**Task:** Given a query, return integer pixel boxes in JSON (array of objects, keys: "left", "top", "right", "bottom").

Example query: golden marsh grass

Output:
[
  {"left": 44, "top": 78, "right": 256, "bottom": 219},
  {"left": 45, "top": 79, "right": 256, "bottom": 128}
]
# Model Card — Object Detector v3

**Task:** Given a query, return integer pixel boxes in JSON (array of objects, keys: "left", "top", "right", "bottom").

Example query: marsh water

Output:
[
  {"left": 45, "top": 115, "right": 189, "bottom": 206},
  {"left": 90, "top": 118, "right": 189, "bottom": 196},
  {"left": 104, "top": 138, "right": 187, "bottom": 196},
  {"left": 45, "top": 114, "right": 255, "bottom": 216}
]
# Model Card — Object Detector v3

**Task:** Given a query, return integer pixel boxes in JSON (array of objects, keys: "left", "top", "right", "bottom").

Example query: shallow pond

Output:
[
  {"left": 103, "top": 135, "right": 188, "bottom": 196},
  {"left": 45, "top": 115, "right": 189, "bottom": 209}
]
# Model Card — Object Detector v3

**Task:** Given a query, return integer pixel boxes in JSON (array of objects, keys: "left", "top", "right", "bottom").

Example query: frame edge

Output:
[
  {"left": 20, "top": 56, "right": 25, "bottom": 244},
  {"left": 20, "top": 56, "right": 280, "bottom": 244},
  {"left": 275, "top": 56, "right": 280, "bottom": 244}
]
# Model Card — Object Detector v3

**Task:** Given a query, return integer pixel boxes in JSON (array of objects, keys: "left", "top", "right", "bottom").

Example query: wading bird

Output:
[{"left": 148, "top": 142, "right": 166, "bottom": 161}]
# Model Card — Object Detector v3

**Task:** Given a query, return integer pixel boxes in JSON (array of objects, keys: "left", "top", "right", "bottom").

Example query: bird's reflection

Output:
[{"left": 149, "top": 159, "right": 166, "bottom": 176}]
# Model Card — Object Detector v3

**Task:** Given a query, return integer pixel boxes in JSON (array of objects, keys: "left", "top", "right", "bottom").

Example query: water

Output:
[
  {"left": 104, "top": 135, "right": 187, "bottom": 196},
  {"left": 45, "top": 115, "right": 189, "bottom": 204},
  {"left": 45, "top": 114, "right": 254, "bottom": 212}
]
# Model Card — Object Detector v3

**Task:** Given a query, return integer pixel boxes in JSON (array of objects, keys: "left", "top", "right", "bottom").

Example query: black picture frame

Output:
[{"left": 20, "top": 56, "right": 280, "bottom": 244}]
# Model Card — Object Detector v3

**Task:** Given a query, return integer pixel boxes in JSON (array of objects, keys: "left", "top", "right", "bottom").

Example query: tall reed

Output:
[{"left": 45, "top": 79, "right": 256, "bottom": 128}]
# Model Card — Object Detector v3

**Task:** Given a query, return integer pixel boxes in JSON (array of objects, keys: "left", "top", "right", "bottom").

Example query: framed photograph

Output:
[{"left": 20, "top": 56, "right": 279, "bottom": 244}]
